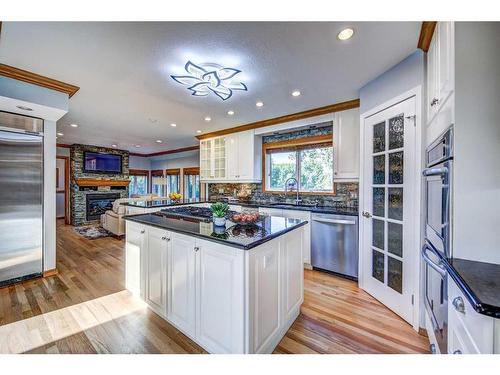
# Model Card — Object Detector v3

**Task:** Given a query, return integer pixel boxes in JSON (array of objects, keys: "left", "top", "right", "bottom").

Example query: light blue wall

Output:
[
  {"left": 0, "top": 76, "right": 69, "bottom": 111},
  {"left": 359, "top": 50, "right": 424, "bottom": 114}
]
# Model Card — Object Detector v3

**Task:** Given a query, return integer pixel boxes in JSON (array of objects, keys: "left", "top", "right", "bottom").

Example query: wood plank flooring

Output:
[{"left": 0, "top": 219, "right": 429, "bottom": 354}]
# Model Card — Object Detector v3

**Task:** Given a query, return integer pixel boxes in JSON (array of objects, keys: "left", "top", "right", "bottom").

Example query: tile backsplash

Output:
[{"left": 208, "top": 182, "right": 358, "bottom": 208}]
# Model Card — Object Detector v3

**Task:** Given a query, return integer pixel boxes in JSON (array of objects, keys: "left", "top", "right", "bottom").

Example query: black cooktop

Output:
[{"left": 157, "top": 206, "right": 237, "bottom": 221}]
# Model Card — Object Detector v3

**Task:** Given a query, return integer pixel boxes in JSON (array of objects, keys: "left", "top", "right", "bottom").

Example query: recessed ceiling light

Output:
[
  {"left": 227, "top": 110, "right": 235, "bottom": 116},
  {"left": 70, "top": 123, "right": 78, "bottom": 128},
  {"left": 16, "top": 105, "right": 33, "bottom": 111},
  {"left": 291, "top": 90, "right": 301, "bottom": 97},
  {"left": 337, "top": 28, "right": 354, "bottom": 41},
  {"left": 112, "top": 144, "right": 117, "bottom": 148},
  {"left": 156, "top": 140, "right": 163, "bottom": 143},
  {"left": 57, "top": 132, "right": 64, "bottom": 136},
  {"left": 196, "top": 130, "right": 202, "bottom": 134},
  {"left": 256, "top": 101, "right": 264, "bottom": 108},
  {"left": 135, "top": 145, "right": 141, "bottom": 148},
  {"left": 170, "top": 123, "right": 177, "bottom": 127},
  {"left": 204, "top": 117, "right": 211, "bottom": 122}
]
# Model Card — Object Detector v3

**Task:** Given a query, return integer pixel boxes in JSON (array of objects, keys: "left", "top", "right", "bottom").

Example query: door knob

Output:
[
  {"left": 452, "top": 296, "right": 465, "bottom": 314},
  {"left": 194, "top": 246, "right": 200, "bottom": 252},
  {"left": 362, "top": 211, "right": 372, "bottom": 218}
]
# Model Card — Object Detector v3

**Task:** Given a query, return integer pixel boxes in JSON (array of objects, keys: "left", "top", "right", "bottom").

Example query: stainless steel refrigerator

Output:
[{"left": 0, "top": 112, "right": 44, "bottom": 286}]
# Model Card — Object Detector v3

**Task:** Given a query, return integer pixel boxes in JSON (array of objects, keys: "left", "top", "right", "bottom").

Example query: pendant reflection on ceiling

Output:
[{"left": 171, "top": 61, "right": 247, "bottom": 101}]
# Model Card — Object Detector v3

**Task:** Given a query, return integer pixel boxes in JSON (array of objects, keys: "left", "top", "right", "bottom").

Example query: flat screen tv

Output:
[{"left": 83, "top": 151, "right": 122, "bottom": 174}]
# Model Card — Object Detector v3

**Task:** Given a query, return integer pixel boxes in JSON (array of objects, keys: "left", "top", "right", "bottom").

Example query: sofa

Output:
[{"left": 101, "top": 194, "right": 161, "bottom": 236}]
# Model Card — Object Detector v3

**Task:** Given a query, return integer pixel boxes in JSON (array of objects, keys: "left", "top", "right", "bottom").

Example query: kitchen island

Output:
[{"left": 124, "top": 210, "right": 306, "bottom": 354}]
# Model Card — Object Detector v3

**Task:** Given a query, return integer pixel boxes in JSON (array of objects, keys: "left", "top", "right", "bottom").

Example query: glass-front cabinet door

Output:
[
  {"left": 200, "top": 139, "right": 213, "bottom": 180},
  {"left": 199, "top": 137, "right": 227, "bottom": 181}
]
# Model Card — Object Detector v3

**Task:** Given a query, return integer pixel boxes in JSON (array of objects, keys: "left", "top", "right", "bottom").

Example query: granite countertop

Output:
[
  {"left": 122, "top": 199, "right": 358, "bottom": 216},
  {"left": 443, "top": 257, "right": 500, "bottom": 319},
  {"left": 124, "top": 212, "right": 307, "bottom": 250}
]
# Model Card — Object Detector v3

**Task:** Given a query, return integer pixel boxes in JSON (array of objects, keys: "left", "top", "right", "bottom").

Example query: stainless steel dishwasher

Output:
[{"left": 311, "top": 213, "right": 359, "bottom": 279}]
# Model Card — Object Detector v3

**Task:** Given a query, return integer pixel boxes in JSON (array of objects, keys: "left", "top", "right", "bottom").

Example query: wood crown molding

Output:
[
  {"left": 0, "top": 63, "right": 80, "bottom": 98},
  {"left": 417, "top": 22, "right": 437, "bottom": 52},
  {"left": 74, "top": 178, "right": 130, "bottom": 187},
  {"left": 196, "top": 98, "right": 360, "bottom": 140},
  {"left": 130, "top": 145, "right": 200, "bottom": 157}
]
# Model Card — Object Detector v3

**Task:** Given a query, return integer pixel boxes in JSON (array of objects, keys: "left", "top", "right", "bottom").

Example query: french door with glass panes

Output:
[{"left": 361, "top": 96, "right": 416, "bottom": 324}]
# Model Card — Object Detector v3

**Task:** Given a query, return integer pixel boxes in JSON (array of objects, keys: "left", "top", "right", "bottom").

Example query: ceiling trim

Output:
[
  {"left": 196, "top": 98, "right": 360, "bottom": 140},
  {"left": 130, "top": 145, "right": 200, "bottom": 157},
  {"left": 0, "top": 63, "right": 80, "bottom": 98},
  {"left": 417, "top": 22, "right": 437, "bottom": 52}
]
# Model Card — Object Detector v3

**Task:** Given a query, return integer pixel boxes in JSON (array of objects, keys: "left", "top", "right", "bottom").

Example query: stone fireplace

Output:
[
  {"left": 86, "top": 193, "right": 121, "bottom": 221},
  {"left": 70, "top": 144, "right": 130, "bottom": 226}
]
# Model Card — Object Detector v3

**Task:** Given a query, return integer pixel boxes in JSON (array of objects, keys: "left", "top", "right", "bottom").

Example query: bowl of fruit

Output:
[
  {"left": 230, "top": 212, "right": 261, "bottom": 225},
  {"left": 168, "top": 192, "right": 182, "bottom": 202}
]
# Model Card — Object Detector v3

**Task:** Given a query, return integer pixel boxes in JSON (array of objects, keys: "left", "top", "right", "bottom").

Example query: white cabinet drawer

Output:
[
  {"left": 258, "top": 207, "right": 283, "bottom": 216},
  {"left": 448, "top": 278, "right": 494, "bottom": 353}
]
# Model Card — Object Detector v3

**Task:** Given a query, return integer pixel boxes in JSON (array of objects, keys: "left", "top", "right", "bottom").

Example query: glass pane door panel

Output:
[
  {"left": 373, "top": 122, "right": 386, "bottom": 153},
  {"left": 388, "top": 256, "right": 403, "bottom": 294},
  {"left": 388, "top": 188, "right": 403, "bottom": 220},
  {"left": 389, "top": 151, "right": 404, "bottom": 184},
  {"left": 389, "top": 114, "right": 404, "bottom": 150},
  {"left": 372, "top": 250, "right": 385, "bottom": 283},
  {"left": 388, "top": 222, "right": 403, "bottom": 257},
  {"left": 372, "top": 219, "right": 385, "bottom": 250},
  {"left": 373, "top": 155, "right": 385, "bottom": 184},
  {"left": 373, "top": 187, "right": 385, "bottom": 217}
]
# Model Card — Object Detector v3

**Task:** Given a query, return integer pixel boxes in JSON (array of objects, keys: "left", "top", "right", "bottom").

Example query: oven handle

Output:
[
  {"left": 422, "top": 244, "right": 447, "bottom": 277},
  {"left": 312, "top": 218, "right": 356, "bottom": 225},
  {"left": 422, "top": 166, "right": 448, "bottom": 177}
]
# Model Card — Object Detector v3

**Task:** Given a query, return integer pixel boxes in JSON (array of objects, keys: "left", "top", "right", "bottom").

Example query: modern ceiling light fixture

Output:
[
  {"left": 204, "top": 116, "right": 211, "bottom": 122},
  {"left": 337, "top": 28, "right": 354, "bottom": 41},
  {"left": 196, "top": 130, "right": 202, "bottom": 134},
  {"left": 227, "top": 110, "right": 235, "bottom": 116},
  {"left": 57, "top": 132, "right": 64, "bottom": 136},
  {"left": 171, "top": 61, "right": 247, "bottom": 101},
  {"left": 291, "top": 90, "right": 301, "bottom": 97},
  {"left": 256, "top": 101, "right": 264, "bottom": 108},
  {"left": 170, "top": 123, "right": 177, "bottom": 127},
  {"left": 70, "top": 123, "right": 78, "bottom": 128},
  {"left": 112, "top": 144, "right": 117, "bottom": 148},
  {"left": 156, "top": 140, "right": 163, "bottom": 143}
]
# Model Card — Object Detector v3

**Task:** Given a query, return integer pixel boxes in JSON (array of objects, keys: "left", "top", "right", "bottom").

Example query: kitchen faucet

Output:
[{"left": 284, "top": 177, "right": 302, "bottom": 205}]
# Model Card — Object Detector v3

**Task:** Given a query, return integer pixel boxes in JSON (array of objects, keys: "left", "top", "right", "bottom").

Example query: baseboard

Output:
[
  {"left": 303, "top": 263, "right": 313, "bottom": 270},
  {"left": 43, "top": 268, "right": 58, "bottom": 277}
]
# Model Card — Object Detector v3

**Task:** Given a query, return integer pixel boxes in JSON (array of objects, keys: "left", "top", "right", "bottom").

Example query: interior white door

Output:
[{"left": 361, "top": 96, "right": 416, "bottom": 324}]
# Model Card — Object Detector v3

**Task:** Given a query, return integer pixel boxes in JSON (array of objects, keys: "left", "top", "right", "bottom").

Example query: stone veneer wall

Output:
[
  {"left": 70, "top": 144, "right": 130, "bottom": 226},
  {"left": 208, "top": 182, "right": 358, "bottom": 208}
]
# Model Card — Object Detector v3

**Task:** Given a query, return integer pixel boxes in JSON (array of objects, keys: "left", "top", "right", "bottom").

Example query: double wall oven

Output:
[{"left": 422, "top": 127, "right": 453, "bottom": 354}]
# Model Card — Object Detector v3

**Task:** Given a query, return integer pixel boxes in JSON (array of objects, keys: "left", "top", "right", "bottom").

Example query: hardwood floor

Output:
[{"left": 0, "top": 219, "right": 429, "bottom": 354}]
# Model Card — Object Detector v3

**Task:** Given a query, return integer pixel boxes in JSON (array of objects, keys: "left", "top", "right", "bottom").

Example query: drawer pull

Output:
[
  {"left": 452, "top": 296, "right": 465, "bottom": 314},
  {"left": 194, "top": 246, "right": 200, "bottom": 252},
  {"left": 453, "top": 350, "right": 462, "bottom": 354},
  {"left": 140, "top": 229, "right": 145, "bottom": 234}
]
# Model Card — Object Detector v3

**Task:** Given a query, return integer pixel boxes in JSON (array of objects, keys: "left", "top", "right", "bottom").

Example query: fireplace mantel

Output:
[{"left": 75, "top": 178, "right": 130, "bottom": 187}]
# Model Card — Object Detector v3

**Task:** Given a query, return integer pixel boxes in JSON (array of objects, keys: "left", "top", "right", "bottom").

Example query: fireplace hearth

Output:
[{"left": 86, "top": 193, "right": 121, "bottom": 221}]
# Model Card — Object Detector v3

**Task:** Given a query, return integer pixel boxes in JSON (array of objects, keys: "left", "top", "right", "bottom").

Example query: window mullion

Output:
[{"left": 296, "top": 150, "right": 301, "bottom": 191}]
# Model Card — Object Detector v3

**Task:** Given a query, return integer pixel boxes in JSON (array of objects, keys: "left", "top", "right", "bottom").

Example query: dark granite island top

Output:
[
  {"left": 122, "top": 198, "right": 358, "bottom": 216},
  {"left": 124, "top": 212, "right": 307, "bottom": 250},
  {"left": 444, "top": 257, "right": 500, "bottom": 319}
]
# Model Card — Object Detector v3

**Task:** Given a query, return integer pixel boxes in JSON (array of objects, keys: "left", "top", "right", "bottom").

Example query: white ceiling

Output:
[{"left": 0, "top": 22, "right": 421, "bottom": 153}]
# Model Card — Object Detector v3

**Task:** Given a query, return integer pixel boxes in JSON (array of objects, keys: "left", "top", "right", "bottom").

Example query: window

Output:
[
  {"left": 183, "top": 167, "right": 201, "bottom": 200},
  {"left": 264, "top": 135, "right": 334, "bottom": 193},
  {"left": 129, "top": 169, "right": 149, "bottom": 197},
  {"left": 166, "top": 169, "right": 180, "bottom": 195},
  {"left": 151, "top": 170, "right": 166, "bottom": 197}
]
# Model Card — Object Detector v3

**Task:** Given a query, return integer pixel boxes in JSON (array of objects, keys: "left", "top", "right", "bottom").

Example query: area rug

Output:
[{"left": 74, "top": 225, "right": 112, "bottom": 240}]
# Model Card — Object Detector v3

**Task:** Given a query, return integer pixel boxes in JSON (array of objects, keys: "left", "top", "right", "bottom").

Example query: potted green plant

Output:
[{"left": 210, "top": 202, "right": 229, "bottom": 226}]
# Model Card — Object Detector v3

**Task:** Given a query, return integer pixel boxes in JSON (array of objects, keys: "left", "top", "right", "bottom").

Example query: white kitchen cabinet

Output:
[
  {"left": 145, "top": 226, "right": 169, "bottom": 318},
  {"left": 200, "top": 137, "right": 226, "bottom": 181},
  {"left": 167, "top": 232, "right": 197, "bottom": 338},
  {"left": 248, "top": 238, "right": 281, "bottom": 353},
  {"left": 196, "top": 239, "right": 245, "bottom": 353},
  {"left": 201, "top": 130, "right": 261, "bottom": 183},
  {"left": 427, "top": 22, "right": 454, "bottom": 125},
  {"left": 125, "top": 221, "right": 147, "bottom": 297},
  {"left": 280, "top": 209, "right": 311, "bottom": 267},
  {"left": 333, "top": 108, "right": 360, "bottom": 180},
  {"left": 258, "top": 207, "right": 283, "bottom": 217},
  {"left": 447, "top": 277, "right": 497, "bottom": 354},
  {"left": 280, "top": 228, "right": 304, "bottom": 324}
]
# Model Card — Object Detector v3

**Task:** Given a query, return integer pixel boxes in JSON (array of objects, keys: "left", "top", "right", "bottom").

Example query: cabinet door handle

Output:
[
  {"left": 362, "top": 211, "right": 372, "bottom": 218},
  {"left": 140, "top": 229, "right": 145, "bottom": 234},
  {"left": 194, "top": 246, "right": 200, "bottom": 252},
  {"left": 161, "top": 236, "right": 167, "bottom": 241},
  {"left": 452, "top": 296, "right": 465, "bottom": 314},
  {"left": 453, "top": 350, "right": 462, "bottom": 354},
  {"left": 429, "top": 344, "right": 436, "bottom": 354},
  {"left": 430, "top": 97, "right": 439, "bottom": 106}
]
